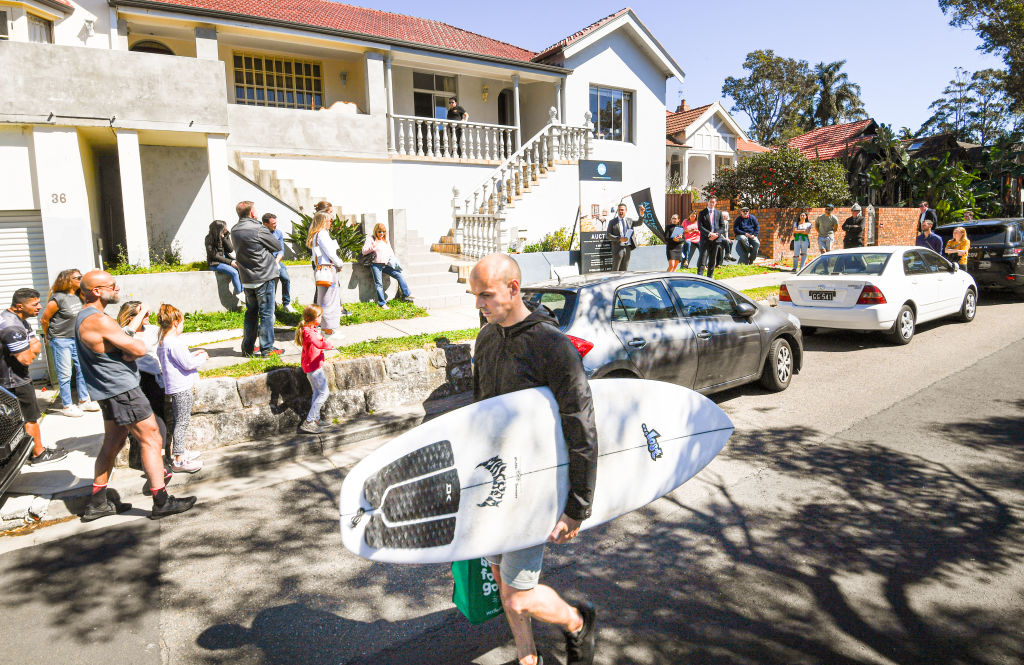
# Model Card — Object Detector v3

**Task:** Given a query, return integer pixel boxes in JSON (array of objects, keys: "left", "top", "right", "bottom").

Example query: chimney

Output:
[{"left": 676, "top": 99, "right": 690, "bottom": 112}]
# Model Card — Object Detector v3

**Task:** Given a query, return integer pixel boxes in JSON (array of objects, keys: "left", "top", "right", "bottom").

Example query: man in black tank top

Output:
[{"left": 76, "top": 270, "right": 196, "bottom": 521}]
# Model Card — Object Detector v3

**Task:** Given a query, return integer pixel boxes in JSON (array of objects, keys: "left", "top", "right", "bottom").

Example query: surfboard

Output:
[{"left": 339, "top": 378, "right": 733, "bottom": 564}]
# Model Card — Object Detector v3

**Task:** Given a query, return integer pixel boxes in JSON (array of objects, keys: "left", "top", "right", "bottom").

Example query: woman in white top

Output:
[
  {"left": 362, "top": 223, "right": 414, "bottom": 309},
  {"left": 306, "top": 211, "right": 350, "bottom": 333}
]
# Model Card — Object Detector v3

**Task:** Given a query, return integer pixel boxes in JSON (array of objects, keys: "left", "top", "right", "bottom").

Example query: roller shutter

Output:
[{"left": 0, "top": 211, "right": 50, "bottom": 380}]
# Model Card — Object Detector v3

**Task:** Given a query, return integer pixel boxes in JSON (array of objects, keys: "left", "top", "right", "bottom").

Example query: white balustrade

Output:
[{"left": 391, "top": 114, "right": 517, "bottom": 161}]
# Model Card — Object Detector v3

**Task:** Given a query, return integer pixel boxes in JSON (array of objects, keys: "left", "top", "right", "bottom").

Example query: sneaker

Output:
[
  {"left": 171, "top": 458, "right": 203, "bottom": 474},
  {"left": 29, "top": 447, "right": 69, "bottom": 466},
  {"left": 261, "top": 348, "right": 284, "bottom": 357},
  {"left": 341, "top": 308, "right": 353, "bottom": 317},
  {"left": 149, "top": 495, "right": 197, "bottom": 520},
  {"left": 563, "top": 601, "right": 596, "bottom": 665},
  {"left": 79, "top": 400, "right": 101, "bottom": 412},
  {"left": 80, "top": 489, "right": 132, "bottom": 522},
  {"left": 61, "top": 404, "right": 84, "bottom": 418},
  {"left": 379, "top": 304, "right": 390, "bottom": 310},
  {"left": 298, "top": 420, "right": 322, "bottom": 435}
]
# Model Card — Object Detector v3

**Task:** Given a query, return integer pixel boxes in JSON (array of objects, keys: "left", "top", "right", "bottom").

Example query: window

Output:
[
  {"left": 808, "top": 253, "right": 890, "bottom": 276},
  {"left": 902, "top": 250, "right": 928, "bottom": 276},
  {"left": 715, "top": 155, "right": 733, "bottom": 172},
  {"left": 27, "top": 15, "right": 52, "bottom": 43},
  {"left": 920, "top": 251, "right": 951, "bottom": 273},
  {"left": 589, "top": 86, "right": 632, "bottom": 142},
  {"left": 413, "top": 72, "right": 457, "bottom": 120},
  {"left": 521, "top": 290, "right": 578, "bottom": 329},
  {"left": 130, "top": 40, "right": 174, "bottom": 55},
  {"left": 232, "top": 52, "right": 323, "bottom": 110},
  {"left": 668, "top": 281, "right": 736, "bottom": 317},
  {"left": 612, "top": 282, "right": 676, "bottom": 322}
]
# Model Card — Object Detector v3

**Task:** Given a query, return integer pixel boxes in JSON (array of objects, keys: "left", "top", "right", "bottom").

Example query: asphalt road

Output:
[{"left": 1, "top": 292, "right": 1022, "bottom": 665}]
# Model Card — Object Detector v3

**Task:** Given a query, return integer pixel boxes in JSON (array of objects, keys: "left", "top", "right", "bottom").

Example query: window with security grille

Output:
[{"left": 232, "top": 52, "right": 323, "bottom": 110}]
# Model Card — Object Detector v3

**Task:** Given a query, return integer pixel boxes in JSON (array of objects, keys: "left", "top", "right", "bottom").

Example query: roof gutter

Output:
[
  {"left": 108, "top": 0, "right": 572, "bottom": 75},
  {"left": 34, "top": 0, "right": 74, "bottom": 15}
]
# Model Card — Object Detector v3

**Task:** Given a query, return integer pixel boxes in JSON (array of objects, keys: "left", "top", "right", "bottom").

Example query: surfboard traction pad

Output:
[{"left": 361, "top": 440, "right": 461, "bottom": 550}]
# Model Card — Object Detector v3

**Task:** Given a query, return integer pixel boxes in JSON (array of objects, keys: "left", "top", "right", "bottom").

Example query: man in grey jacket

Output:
[{"left": 231, "top": 201, "right": 282, "bottom": 357}]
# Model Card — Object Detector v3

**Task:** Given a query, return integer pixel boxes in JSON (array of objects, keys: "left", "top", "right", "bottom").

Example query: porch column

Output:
[
  {"left": 555, "top": 79, "right": 564, "bottom": 123},
  {"left": 512, "top": 74, "right": 522, "bottom": 150},
  {"left": 384, "top": 54, "right": 395, "bottom": 153},
  {"left": 364, "top": 53, "right": 386, "bottom": 116},
  {"left": 206, "top": 134, "right": 234, "bottom": 223},
  {"left": 115, "top": 129, "right": 150, "bottom": 268},
  {"left": 195, "top": 26, "right": 218, "bottom": 60},
  {"left": 681, "top": 149, "right": 689, "bottom": 189}
]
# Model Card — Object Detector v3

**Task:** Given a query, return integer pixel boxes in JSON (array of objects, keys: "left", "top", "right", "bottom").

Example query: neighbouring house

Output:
[
  {"left": 665, "top": 100, "right": 768, "bottom": 192},
  {"left": 0, "top": 1, "right": 684, "bottom": 313},
  {"left": 786, "top": 118, "right": 878, "bottom": 203}
]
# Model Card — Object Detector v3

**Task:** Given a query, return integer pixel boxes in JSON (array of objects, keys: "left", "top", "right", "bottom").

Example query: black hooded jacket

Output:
[{"left": 472, "top": 306, "right": 597, "bottom": 522}]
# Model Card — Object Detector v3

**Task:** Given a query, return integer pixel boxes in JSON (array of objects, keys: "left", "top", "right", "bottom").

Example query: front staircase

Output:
[
  {"left": 434, "top": 108, "right": 593, "bottom": 259},
  {"left": 399, "top": 229, "right": 475, "bottom": 309}
]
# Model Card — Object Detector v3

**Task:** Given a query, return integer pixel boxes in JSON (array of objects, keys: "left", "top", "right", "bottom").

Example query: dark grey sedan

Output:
[{"left": 522, "top": 272, "right": 803, "bottom": 393}]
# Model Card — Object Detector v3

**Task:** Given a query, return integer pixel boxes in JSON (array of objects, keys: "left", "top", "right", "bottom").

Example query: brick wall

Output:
[{"left": 715, "top": 206, "right": 921, "bottom": 261}]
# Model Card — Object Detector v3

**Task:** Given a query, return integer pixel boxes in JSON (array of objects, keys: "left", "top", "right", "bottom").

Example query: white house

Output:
[
  {"left": 1, "top": 1, "right": 683, "bottom": 308},
  {"left": 665, "top": 101, "right": 768, "bottom": 193}
]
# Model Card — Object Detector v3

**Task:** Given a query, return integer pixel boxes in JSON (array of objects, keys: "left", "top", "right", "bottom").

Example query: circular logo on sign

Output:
[{"left": 596, "top": 163, "right": 607, "bottom": 176}]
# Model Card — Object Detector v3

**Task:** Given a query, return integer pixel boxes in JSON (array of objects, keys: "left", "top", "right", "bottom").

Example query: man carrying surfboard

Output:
[{"left": 469, "top": 253, "right": 598, "bottom": 665}]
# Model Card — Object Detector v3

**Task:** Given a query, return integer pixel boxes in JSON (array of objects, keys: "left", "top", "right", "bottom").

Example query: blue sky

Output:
[{"left": 353, "top": 0, "right": 1003, "bottom": 135}]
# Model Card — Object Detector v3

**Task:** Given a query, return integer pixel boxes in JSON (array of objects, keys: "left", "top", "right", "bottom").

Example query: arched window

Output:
[{"left": 130, "top": 40, "right": 174, "bottom": 55}]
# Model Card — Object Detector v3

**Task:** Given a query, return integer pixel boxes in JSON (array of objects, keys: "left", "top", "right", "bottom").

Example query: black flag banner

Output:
[{"left": 630, "top": 188, "right": 666, "bottom": 243}]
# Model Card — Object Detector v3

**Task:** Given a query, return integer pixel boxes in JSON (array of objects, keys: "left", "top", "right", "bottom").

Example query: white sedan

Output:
[{"left": 777, "top": 246, "right": 977, "bottom": 344}]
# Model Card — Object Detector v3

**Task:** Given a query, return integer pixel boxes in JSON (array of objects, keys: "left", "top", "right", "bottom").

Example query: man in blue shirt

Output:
[
  {"left": 262, "top": 213, "right": 293, "bottom": 311},
  {"left": 733, "top": 206, "right": 760, "bottom": 264},
  {"left": 915, "top": 220, "right": 944, "bottom": 255}
]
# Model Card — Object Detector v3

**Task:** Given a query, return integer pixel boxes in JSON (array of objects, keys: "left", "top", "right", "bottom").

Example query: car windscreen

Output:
[
  {"left": 521, "top": 290, "right": 578, "bottom": 329},
  {"left": 803, "top": 253, "right": 890, "bottom": 276}
]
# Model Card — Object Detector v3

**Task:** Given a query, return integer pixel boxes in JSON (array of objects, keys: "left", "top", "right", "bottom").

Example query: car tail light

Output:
[
  {"left": 778, "top": 285, "right": 792, "bottom": 302},
  {"left": 567, "top": 335, "right": 594, "bottom": 358},
  {"left": 1007, "top": 275, "right": 1017, "bottom": 281},
  {"left": 857, "top": 285, "right": 887, "bottom": 304},
  {"left": 1003, "top": 248, "right": 1022, "bottom": 257}
]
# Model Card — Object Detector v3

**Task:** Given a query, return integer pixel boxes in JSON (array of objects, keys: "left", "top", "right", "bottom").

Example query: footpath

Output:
[{"left": 0, "top": 268, "right": 788, "bottom": 532}]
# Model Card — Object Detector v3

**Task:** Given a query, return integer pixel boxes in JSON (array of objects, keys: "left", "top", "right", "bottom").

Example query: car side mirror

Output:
[
  {"left": 950, "top": 262, "right": 958, "bottom": 272},
  {"left": 735, "top": 301, "right": 757, "bottom": 317}
]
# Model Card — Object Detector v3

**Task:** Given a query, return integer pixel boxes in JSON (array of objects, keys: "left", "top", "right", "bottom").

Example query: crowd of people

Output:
[{"left": 0, "top": 198, "right": 421, "bottom": 521}]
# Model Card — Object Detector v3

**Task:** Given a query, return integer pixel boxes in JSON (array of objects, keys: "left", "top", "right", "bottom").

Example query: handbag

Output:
[
  {"left": 359, "top": 251, "right": 376, "bottom": 267},
  {"left": 451, "top": 557, "right": 504, "bottom": 625},
  {"left": 312, "top": 243, "right": 336, "bottom": 287},
  {"left": 789, "top": 239, "right": 795, "bottom": 250}
]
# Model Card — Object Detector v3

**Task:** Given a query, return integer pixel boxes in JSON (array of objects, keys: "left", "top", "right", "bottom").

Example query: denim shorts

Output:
[{"left": 486, "top": 543, "right": 545, "bottom": 590}]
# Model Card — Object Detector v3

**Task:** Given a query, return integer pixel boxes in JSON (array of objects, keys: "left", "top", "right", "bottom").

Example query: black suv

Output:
[
  {"left": 935, "top": 218, "right": 1024, "bottom": 295},
  {"left": 0, "top": 386, "right": 33, "bottom": 499}
]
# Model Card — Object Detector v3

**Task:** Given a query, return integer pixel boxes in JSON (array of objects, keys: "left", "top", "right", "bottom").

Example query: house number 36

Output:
[{"left": 51, "top": 193, "right": 67, "bottom": 204}]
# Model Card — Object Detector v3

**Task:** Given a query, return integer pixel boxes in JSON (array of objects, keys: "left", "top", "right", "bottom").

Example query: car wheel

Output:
[
  {"left": 957, "top": 288, "right": 977, "bottom": 322},
  {"left": 886, "top": 305, "right": 915, "bottom": 345},
  {"left": 759, "top": 337, "right": 793, "bottom": 391}
]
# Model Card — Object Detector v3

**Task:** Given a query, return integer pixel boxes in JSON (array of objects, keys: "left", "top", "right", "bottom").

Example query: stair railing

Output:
[{"left": 450, "top": 108, "right": 593, "bottom": 258}]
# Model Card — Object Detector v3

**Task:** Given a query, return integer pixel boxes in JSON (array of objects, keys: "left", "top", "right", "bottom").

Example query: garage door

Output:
[{"left": 0, "top": 211, "right": 50, "bottom": 380}]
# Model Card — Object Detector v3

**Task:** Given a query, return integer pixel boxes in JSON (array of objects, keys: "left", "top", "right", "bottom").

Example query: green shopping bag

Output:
[{"left": 451, "top": 557, "right": 504, "bottom": 625}]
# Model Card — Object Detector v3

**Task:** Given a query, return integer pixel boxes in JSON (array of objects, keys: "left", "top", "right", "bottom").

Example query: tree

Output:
[
  {"left": 940, "top": 0, "right": 1024, "bottom": 112},
  {"left": 919, "top": 67, "right": 1015, "bottom": 145},
  {"left": 702, "top": 147, "right": 850, "bottom": 209},
  {"left": 812, "top": 60, "right": 867, "bottom": 127},
  {"left": 862, "top": 124, "right": 911, "bottom": 205},
  {"left": 722, "top": 50, "right": 814, "bottom": 146},
  {"left": 919, "top": 67, "right": 974, "bottom": 141}
]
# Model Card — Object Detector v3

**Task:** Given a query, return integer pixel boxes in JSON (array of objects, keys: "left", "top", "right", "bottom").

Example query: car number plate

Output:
[
  {"left": 809, "top": 290, "right": 836, "bottom": 301},
  {"left": 978, "top": 260, "right": 991, "bottom": 269}
]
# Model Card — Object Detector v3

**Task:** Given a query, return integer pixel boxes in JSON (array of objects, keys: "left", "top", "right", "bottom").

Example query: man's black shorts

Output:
[
  {"left": 98, "top": 386, "right": 153, "bottom": 426},
  {"left": 13, "top": 383, "right": 40, "bottom": 423}
]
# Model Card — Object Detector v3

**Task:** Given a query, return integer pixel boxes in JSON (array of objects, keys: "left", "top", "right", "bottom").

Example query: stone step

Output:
[{"left": 432, "top": 242, "right": 462, "bottom": 253}]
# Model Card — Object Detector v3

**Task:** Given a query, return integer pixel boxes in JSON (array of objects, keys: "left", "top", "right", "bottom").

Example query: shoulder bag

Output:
[{"left": 312, "top": 237, "right": 336, "bottom": 287}]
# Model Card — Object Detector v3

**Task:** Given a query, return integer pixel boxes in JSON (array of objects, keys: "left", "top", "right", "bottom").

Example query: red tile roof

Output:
[
  {"left": 665, "top": 104, "right": 712, "bottom": 136},
  {"left": 737, "top": 138, "right": 768, "bottom": 153},
  {"left": 130, "top": 0, "right": 538, "bottom": 62},
  {"left": 787, "top": 119, "right": 876, "bottom": 161},
  {"left": 533, "top": 7, "right": 630, "bottom": 62}
]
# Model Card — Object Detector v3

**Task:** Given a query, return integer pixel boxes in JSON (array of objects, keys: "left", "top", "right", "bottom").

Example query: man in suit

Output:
[
  {"left": 697, "top": 196, "right": 729, "bottom": 278},
  {"left": 918, "top": 201, "right": 939, "bottom": 232},
  {"left": 607, "top": 203, "right": 642, "bottom": 271}
]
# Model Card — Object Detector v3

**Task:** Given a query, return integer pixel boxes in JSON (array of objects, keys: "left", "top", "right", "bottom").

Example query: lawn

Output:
[
  {"left": 740, "top": 285, "right": 781, "bottom": 302},
  {"left": 151, "top": 300, "right": 426, "bottom": 333},
  {"left": 673, "top": 263, "right": 785, "bottom": 279}
]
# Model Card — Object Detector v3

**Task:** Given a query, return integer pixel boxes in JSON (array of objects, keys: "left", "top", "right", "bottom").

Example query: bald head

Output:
[
  {"left": 469, "top": 253, "right": 521, "bottom": 287},
  {"left": 81, "top": 270, "right": 119, "bottom": 305},
  {"left": 469, "top": 253, "right": 528, "bottom": 327}
]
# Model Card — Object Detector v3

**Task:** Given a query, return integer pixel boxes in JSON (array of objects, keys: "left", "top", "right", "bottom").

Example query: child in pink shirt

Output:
[{"left": 296, "top": 304, "right": 333, "bottom": 434}]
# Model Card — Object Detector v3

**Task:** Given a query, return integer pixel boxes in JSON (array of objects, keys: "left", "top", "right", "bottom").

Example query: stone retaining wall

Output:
[{"left": 180, "top": 343, "right": 473, "bottom": 450}]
